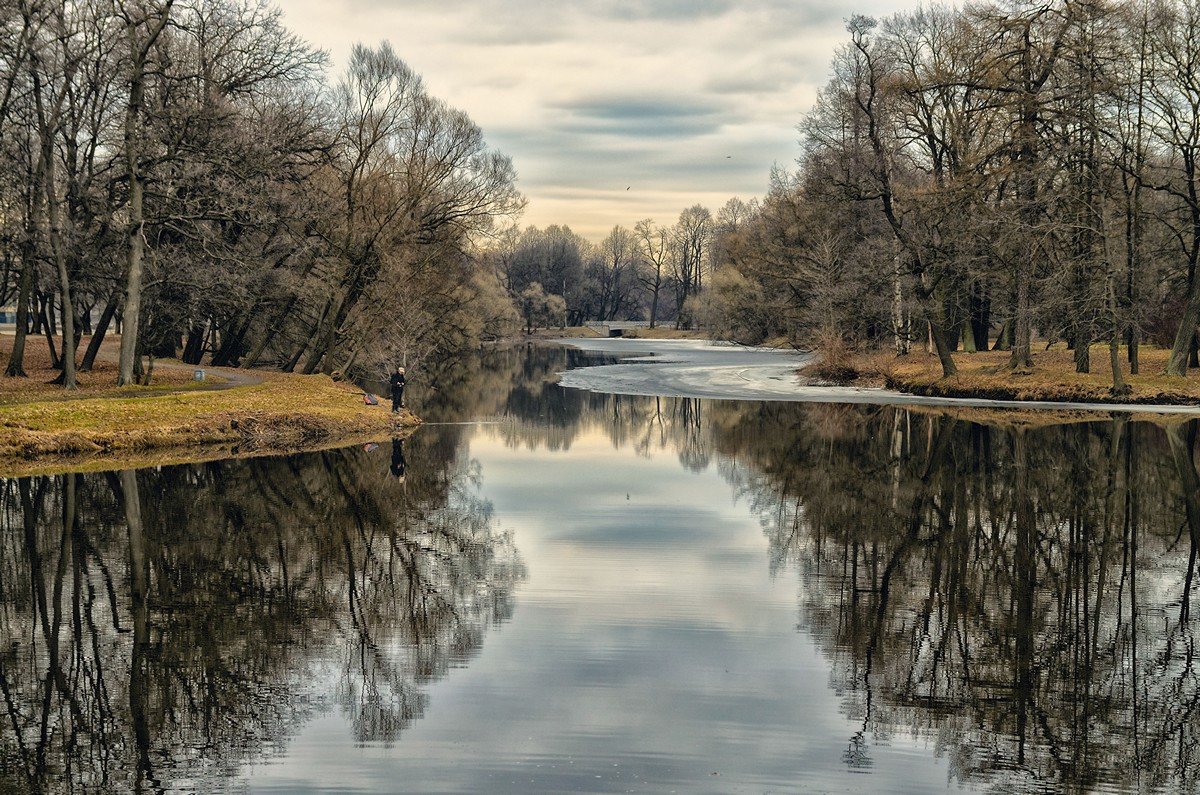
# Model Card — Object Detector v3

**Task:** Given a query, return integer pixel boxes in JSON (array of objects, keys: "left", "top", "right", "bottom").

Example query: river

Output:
[{"left": 2, "top": 342, "right": 1198, "bottom": 793}]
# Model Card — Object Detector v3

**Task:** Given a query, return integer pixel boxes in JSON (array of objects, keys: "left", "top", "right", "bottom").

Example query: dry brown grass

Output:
[
  {"left": 803, "top": 333, "right": 897, "bottom": 386},
  {"left": 808, "top": 342, "right": 1200, "bottom": 406},
  {"left": 803, "top": 333, "right": 858, "bottom": 382},
  {"left": 0, "top": 333, "right": 215, "bottom": 404},
  {"left": 0, "top": 333, "right": 419, "bottom": 474}
]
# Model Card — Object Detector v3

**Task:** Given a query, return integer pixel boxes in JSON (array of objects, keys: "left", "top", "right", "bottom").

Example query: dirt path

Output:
[
  {"left": 0, "top": 331, "right": 219, "bottom": 404},
  {"left": 82, "top": 335, "right": 265, "bottom": 392}
]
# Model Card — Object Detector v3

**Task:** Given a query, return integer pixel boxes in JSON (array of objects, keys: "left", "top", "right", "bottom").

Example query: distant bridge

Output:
[{"left": 584, "top": 321, "right": 652, "bottom": 337}]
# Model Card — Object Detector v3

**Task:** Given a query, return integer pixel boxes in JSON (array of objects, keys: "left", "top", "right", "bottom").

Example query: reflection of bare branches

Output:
[
  {"left": 713, "top": 403, "right": 1200, "bottom": 793},
  {"left": 0, "top": 427, "right": 524, "bottom": 791}
]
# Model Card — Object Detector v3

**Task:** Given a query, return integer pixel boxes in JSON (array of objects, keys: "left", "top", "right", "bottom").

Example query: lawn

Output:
[{"left": 0, "top": 333, "right": 417, "bottom": 474}]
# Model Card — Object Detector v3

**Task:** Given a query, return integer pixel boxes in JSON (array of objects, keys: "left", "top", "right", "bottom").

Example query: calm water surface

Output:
[{"left": 3, "top": 346, "right": 1199, "bottom": 793}]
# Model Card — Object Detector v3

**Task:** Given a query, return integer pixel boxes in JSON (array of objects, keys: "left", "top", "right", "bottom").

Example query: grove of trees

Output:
[
  {"left": 0, "top": 0, "right": 524, "bottom": 389},
  {"left": 21, "top": 0, "right": 1200, "bottom": 394},
  {"left": 485, "top": 200, "right": 744, "bottom": 331},
  {"left": 689, "top": 0, "right": 1200, "bottom": 386}
]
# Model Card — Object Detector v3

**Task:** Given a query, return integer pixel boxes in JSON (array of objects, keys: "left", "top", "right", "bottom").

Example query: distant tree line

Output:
[
  {"left": 0, "top": 0, "right": 523, "bottom": 389},
  {"left": 486, "top": 200, "right": 748, "bottom": 331}
]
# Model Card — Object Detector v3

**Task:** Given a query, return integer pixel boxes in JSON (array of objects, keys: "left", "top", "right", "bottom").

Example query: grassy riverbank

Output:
[
  {"left": 0, "top": 335, "right": 418, "bottom": 475},
  {"left": 803, "top": 343, "right": 1200, "bottom": 406}
]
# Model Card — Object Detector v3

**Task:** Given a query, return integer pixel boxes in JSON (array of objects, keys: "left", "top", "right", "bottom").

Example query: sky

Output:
[{"left": 280, "top": 0, "right": 914, "bottom": 239}]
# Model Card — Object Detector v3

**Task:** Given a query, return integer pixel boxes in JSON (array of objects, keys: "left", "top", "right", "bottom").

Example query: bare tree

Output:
[
  {"left": 117, "top": 0, "right": 172, "bottom": 386},
  {"left": 635, "top": 218, "right": 670, "bottom": 328},
  {"left": 590, "top": 225, "right": 637, "bottom": 321},
  {"left": 671, "top": 204, "right": 711, "bottom": 328}
]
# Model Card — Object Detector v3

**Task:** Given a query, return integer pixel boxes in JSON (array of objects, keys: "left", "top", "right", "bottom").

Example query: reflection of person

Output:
[
  {"left": 390, "top": 438, "right": 407, "bottom": 480},
  {"left": 390, "top": 366, "right": 406, "bottom": 413}
]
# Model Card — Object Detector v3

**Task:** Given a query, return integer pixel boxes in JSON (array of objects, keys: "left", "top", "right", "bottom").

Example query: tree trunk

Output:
[
  {"left": 242, "top": 298, "right": 300, "bottom": 368},
  {"left": 968, "top": 281, "right": 989, "bottom": 353},
  {"left": 39, "top": 299, "right": 59, "bottom": 369},
  {"left": 928, "top": 316, "right": 957, "bottom": 377},
  {"left": 960, "top": 319, "right": 977, "bottom": 354},
  {"left": 211, "top": 315, "right": 250, "bottom": 366},
  {"left": 991, "top": 318, "right": 1011, "bottom": 351},
  {"left": 301, "top": 298, "right": 336, "bottom": 374},
  {"left": 80, "top": 293, "right": 119, "bottom": 372},
  {"left": 44, "top": 291, "right": 55, "bottom": 335},
  {"left": 283, "top": 321, "right": 320, "bottom": 373},
  {"left": 118, "top": 52, "right": 147, "bottom": 386},
  {"left": 1167, "top": 288, "right": 1200, "bottom": 376},
  {"left": 1010, "top": 272, "right": 1033, "bottom": 369},
  {"left": 1168, "top": 172, "right": 1200, "bottom": 375},
  {"left": 892, "top": 255, "right": 908, "bottom": 355},
  {"left": 182, "top": 320, "right": 207, "bottom": 365},
  {"left": 1073, "top": 324, "right": 1091, "bottom": 373},
  {"left": 946, "top": 319, "right": 962, "bottom": 352},
  {"left": 34, "top": 68, "right": 77, "bottom": 389},
  {"left": 1008, "top": 16, "right": 1059, "bottom": 373},
  {"left": 1109, "top": 276, "right": 1129, "bottom": 396},
  {"left": 4, "top": 223, "right": 35, "bottom": 377},
  {"left": 118, "top": 3, "right": 173, "bottom": 386}
]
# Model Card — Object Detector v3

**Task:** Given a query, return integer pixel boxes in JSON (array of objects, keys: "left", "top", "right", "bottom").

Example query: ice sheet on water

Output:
[{"left": 555, "top": 338, "right": 1200, "bottom": 414}]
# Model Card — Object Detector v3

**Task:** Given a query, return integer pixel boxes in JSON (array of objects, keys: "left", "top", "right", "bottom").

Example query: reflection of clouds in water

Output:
[
  {"left": 248, "top": 347, "right": 1200, "bottom": 793},
  {"left": 248, "top": 421, "right": 961, "bottom": 793},
  {"left": 17, "top": 343, "right": 1200, "bottom": 793}
]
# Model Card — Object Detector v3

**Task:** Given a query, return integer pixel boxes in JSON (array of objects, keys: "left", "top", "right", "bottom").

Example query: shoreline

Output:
[
  {"left": 553, "top": 337, "right": 1200, "bottom": 415},
  {"left": 802, "top": 346, "right": 1200, "bottom": 412},
  {"left": 0, "top": 367, "right": 419, "bottom": 477},
  {"left": 0, "top": 427, "right": 418, "bottom": 479}
]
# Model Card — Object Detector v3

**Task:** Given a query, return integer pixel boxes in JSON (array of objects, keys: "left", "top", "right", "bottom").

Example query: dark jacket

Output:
[{"left": 390, "top": 372, "right": 406, "bottom": 393}]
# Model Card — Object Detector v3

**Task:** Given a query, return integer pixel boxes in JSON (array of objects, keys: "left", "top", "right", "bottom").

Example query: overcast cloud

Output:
[{"left": 280, "top": 0, "right": 916, "bottom": 238}]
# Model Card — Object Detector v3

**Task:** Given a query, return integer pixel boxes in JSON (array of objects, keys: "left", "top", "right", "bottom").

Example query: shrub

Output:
[{"left": 804, "top": 330, "right": 860, "bottom": 383}]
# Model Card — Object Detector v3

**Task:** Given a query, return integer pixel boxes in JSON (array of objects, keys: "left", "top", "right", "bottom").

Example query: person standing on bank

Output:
[{"left": 390, "top": 366, "right": 406, "bottom": 413}]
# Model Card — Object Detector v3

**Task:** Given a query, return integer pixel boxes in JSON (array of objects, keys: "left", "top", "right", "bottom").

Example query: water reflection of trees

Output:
[
  {"left": 713, "top": 404, "right": 1200, "bottom": 793},
  {"left": 22, "top": 342, "right": 1191, "bottom": 793},
  {"left": 488, "top": 357, "right": 1200, "bottom": 791},
  {"left": 442, "top": 346, "right": 1200, "bottom": 791},
  {"left": 0, "top": 429, "right": 523, "bottom": 793},
  {"left": 422, "top": 344, "right": 714, "bottom": 466}
]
